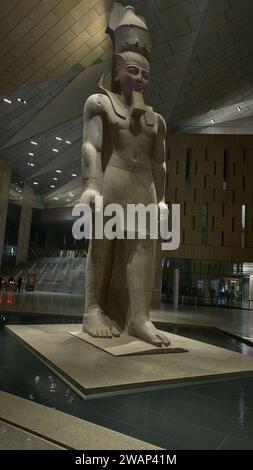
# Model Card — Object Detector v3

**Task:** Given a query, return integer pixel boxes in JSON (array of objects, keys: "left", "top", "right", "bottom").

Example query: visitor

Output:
[{"left": 17, "top": 276, "right": 23, "bottom": 293}]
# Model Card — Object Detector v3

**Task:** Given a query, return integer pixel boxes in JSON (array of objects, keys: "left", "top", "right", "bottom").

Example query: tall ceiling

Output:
[{"left": 1, "top": 0, "right": 253, "bottom": 207}]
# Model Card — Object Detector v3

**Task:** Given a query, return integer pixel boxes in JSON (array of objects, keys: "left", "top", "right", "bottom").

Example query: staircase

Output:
[{"left": 4, "top": 250, "right": 87, "bottom": 295}]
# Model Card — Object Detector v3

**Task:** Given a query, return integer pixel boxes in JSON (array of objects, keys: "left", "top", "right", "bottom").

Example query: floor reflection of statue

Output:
[{"left": 80, "top": 4, "right": 171, "bottom": 346}]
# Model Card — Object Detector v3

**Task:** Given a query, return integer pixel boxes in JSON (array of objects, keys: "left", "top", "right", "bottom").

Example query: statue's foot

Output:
[
  {"left": 128, "top": 320, "right": 171, "bottom": 347},
  {"left": 83, "top": 309, "right": 120, "bottom": 338}
]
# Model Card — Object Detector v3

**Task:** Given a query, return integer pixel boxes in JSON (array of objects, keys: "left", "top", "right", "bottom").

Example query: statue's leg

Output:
[
  {"left": 83, "top": 238, "right": 120, "bottom": 337},
  {"left": 126, "top": 239, "right": 171, "bottom": 346}
]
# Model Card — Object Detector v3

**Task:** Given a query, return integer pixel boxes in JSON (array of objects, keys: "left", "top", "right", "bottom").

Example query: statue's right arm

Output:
[{"left": 80, "top": 94, "right": 105, "bottom": 205}]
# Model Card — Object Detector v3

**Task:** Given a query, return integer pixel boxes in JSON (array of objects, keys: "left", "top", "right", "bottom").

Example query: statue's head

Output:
[
  {"left": 113, "top": 51, "right": 150, "bottom": 98},
  {"left": 100, "top": 4, "right": 151, "bottom": 101}
]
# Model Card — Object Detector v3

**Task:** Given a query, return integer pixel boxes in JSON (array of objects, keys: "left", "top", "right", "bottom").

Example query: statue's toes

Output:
[
  {"left": 149, "top": 334, "right": 163, "bottom": 347},
  {"left": 98, "top": 328, "right": 113, "bottom": 338},
  {"left": 83, "top": 327, "right": 98, "bottom": 338},
  {"left": 111, "top": 326, "right": 120, "bottom": 337},
  {"left": 97, "top": 329, "right": 106, "bottom": 338},
  {"left": 156, "top": 332, "right": 171, "bottom": 347}
]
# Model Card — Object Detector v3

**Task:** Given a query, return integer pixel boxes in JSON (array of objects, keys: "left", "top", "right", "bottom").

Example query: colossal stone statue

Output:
[{"left": 80, "top": 3, "right": 171, "bottom": 346}]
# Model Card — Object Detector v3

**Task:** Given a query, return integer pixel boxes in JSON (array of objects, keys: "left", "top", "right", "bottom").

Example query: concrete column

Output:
[
  {"left": 250, "top": 274, "right": 253, "bottom": 310},
  {"left": 0, "top": 159, "right": 11, "bottom": 269},
  {"left": 16, "top": 183, "right": 34, "bottom": 266},
  {"left": 173, "top": 268, "right": 179, "bottom": 310},
  {"left": 151, "top": 240, "right": 162, "bottom": 307}
]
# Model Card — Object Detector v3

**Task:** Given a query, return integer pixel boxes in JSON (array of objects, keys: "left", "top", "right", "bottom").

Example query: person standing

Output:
[{"left": 17, "top": 276, "right": 23, "bottom": 293}]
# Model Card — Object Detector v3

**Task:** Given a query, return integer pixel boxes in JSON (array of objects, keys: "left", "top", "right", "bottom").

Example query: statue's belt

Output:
[{"left": 108, "top": 154, "right": 151, "bottom": 173}]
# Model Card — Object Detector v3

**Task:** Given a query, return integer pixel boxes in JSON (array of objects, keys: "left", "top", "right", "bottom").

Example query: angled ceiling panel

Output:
[{"left": 2, "top": 62, "right": 104, "bottom": 149}]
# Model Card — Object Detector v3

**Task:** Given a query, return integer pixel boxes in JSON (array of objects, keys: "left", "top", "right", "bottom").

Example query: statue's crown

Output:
[{"left": 107, "top": 4, "right": 151, "bottom": 60}]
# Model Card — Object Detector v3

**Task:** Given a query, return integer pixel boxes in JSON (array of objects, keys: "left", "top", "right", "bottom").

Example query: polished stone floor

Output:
[
  {"left": 1, "top": 290, "right": 253, "bottom": 341},
  {"left": 1, "top": 316, "right": 253, "bottom": 449}
]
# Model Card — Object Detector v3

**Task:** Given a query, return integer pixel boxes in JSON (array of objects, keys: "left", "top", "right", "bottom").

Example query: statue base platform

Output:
[
  {"left": 7, "top": 324, "right": 253, "bottom": 398},
  {"left": 69, "top": 330, "right": 187, "bottom": 356}
]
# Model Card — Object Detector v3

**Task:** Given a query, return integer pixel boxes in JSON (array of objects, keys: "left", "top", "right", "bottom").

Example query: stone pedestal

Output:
[{"left": 7, "top": 323, "right": 253, "bottom": 398}]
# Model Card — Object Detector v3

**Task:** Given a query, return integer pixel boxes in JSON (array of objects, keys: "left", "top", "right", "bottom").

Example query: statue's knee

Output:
[{"left": 140, "top": 240, "right": 152, "bottom": 251}]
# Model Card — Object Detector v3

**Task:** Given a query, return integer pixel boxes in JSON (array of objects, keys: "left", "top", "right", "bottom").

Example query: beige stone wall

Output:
[{"left": 165, "top": 134, "right": 253, "bottom": 262}]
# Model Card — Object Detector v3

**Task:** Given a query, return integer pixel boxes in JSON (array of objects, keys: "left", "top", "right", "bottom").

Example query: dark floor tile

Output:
[
  {"left": 71, "top": 405, "right": 137, "bottom": 436},
  {"left": 93, "top": 415, "right": 137, "bottom": 437},
  {"left": 164, "top": 401, "right": 241, "bottom": 436},
  {"left": 191, "top": 378, "right": 253, "bottom": 407},
  {"left": 114, "top": 389, "right": 174, "bottom": 413},
  {"left": 166, "top": 389, "right": 244, "bottom": 418},
  {"left": 84, "top": 396, "right": 126, "bottom": 416},
  {"left": 129, "top": 428, "right": 195, "bottom": 450},
  {"left": 227, "top": 407, "right": 253, "bottom": 443},
  {"left": 218, "top": 434, "right": 253, "bottom": 450},
  {"left": 113, "top": 404, "right": 225, "bottom": 449}
]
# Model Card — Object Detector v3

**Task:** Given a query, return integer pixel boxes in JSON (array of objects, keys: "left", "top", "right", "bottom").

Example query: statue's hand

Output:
[
  {"left": 158, "top": 201, "right": 169, "bottom": 221},
  {"left": 80, "top": 188, "right": 101, "bottom": 211}
]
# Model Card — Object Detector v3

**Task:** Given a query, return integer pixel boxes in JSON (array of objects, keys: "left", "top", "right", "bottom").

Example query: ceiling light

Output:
[
  {"left": 211, "top": 118, "right": 215, "bottom": 124},
  {"left": 56, "top": 137, "right": 62, "bottom": 141},
  {"left": 66, "top": 140, "right": 71, "bottom": 145},
  {"left": 31, "top": 141, "right": 38, "bottom": 145},
  {"left": 54, "top": 197, "right": 59, "bottom": 200},
  {"left": 56, "top": 170, "right": 62, "bottom": 174},
  {"left": 72, "top": 173, "right": 77, "bottom": 177},
  {"left": 237, "top": 106, "right": 241, "bottom": 112},
  {"left": 4, "top": 98, "right": 12, "bottom": 104},
  {"left": 51, "top": 185, "right": 55, "bottom": 188},
  {"left": 17, "top": 98, "right": 21, "bottom": 102},
  {"left": 53, "top": 177, "right": 58, "bottom": 181},
  {"left": 27, "top": 162, "right": 34, "bottom": 167},
  {"left": 66, "top": 199, "right": 70, "bottom": 202},
  {"left": 33, "top": 182, "right": 38, "bottom": 185},
  {"left": 28, "top": 152, "right": 34, "bottom": 156},
  {"left": 23, "top": 101, "right": 27, "bottom": 104},
  {"left": 52, "top": 148, "right": 59, "bottom": 153}
]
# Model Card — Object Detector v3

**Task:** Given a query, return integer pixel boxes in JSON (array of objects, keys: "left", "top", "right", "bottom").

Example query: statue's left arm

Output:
[{"left": 151, "top": 114, "right": 167, "bottom": 204}]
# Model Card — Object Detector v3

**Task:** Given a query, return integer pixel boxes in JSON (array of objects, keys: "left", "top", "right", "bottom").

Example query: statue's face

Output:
[{"left": 115, "top": 59, "right": 150, "bottom": 98}]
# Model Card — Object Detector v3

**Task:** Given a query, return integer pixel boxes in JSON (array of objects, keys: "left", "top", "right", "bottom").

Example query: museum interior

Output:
[{"left": 1, "top": 0, "right": 253, "bottom": 451}]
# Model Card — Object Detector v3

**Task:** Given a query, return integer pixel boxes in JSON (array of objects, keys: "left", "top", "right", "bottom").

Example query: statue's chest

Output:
[{"left": 109, "top": 113, "right": 157, "bottom": 149}]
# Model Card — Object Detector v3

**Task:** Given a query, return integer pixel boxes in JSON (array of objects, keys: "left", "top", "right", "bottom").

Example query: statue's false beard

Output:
[{"left": 130, "top": 91, "right": 146, "bottom": 118}]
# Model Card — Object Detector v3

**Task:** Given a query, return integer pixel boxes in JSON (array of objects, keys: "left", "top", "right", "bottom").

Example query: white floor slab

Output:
[
  {"left": 0, "top": 391, "right": 160, "bottom": 450},
  {"left": 0, "top": 420, "right": 64, "bottom": 450}
]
